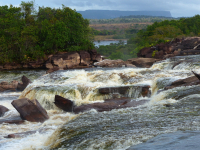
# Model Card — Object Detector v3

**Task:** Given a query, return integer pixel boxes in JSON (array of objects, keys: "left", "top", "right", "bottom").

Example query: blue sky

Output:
[{"left": 0, "top": 0, "right": 200, "bottom": 18}]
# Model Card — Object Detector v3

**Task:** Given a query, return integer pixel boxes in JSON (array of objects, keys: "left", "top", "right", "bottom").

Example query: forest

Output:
[
  {"left": 0, "top": 1, "right": 94, "bottom": 64},
  {"left": 96, "top": 15, "right": 200, "bottom": 60}
]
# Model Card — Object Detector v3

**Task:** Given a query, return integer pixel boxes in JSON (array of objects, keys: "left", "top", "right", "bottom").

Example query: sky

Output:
[{"left": 0, "top": 0, "right": 200, "bottom": 18}]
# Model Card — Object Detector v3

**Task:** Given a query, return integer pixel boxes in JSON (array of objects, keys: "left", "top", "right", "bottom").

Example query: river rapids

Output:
[{"left": 1, "top": 55, "right": 200, "bottom": 150}]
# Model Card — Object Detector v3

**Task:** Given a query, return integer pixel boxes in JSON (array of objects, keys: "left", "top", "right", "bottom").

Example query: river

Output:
[{"left": 1, "top": 55, "right": 200, "bottom": 149}]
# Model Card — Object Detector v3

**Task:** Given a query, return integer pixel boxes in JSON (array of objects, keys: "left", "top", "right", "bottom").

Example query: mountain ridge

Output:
[{"left": 77, "top": 10, "right": 172, "bottom": 19}]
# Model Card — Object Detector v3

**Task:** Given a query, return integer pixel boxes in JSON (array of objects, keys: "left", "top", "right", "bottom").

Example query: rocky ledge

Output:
[{"left": 137, "top": 37, "right": 200, "bottom": 59}]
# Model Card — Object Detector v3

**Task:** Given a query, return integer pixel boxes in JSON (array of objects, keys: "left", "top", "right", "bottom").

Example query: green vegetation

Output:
[
  {"left": 96, "top": 15, "right": 200, "bottom": 60},
  {"left": 89, "top": 16, "right": 174, "bottom": 24},
  {"left": 0, "top": 1, "right": 94, "bottom": 64}
]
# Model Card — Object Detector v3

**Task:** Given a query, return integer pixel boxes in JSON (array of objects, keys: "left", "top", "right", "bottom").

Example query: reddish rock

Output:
[
  {"left": 0, "top": 116, "right": 25, "bottom": 124},
  {"left": 53, "top": 96, "right": 148, "bottom": 114},
  {"left": 3, "top": 63, "right": 22, "bottom": 70},
  {"left": 98, "top": 85, "right": 151, "bottom": 98},
  {"left": 28, "top": 59, "right": 44, "bottom": 68},
  {"left": 51, "top": 52, "right": 80, "bottom": 69},
  {"left": 46, "top": 66, "right": 60, "bottom": 74},
  {"left": 17, "top": 75, "right": 32, "bottom": 91},
  {"left": 11, "top": 98, "right": 49, "bottom": 122},
  {"left": 54, "top": 95, "right": 74, "bottom": 112},
  {"left": 165, "top": 76, "right": 200, "bottom": 90},
  {"left": 74, "top": 98, "right": 148, "bottom": 114},
  {"left": 79, "top": 51, "right": 91, "bottom": 66},
  {"left": 0, "top": 105, "right": 9, "bottom": 117},
  {"left": 5, "top": 130, "right": 38, "bottom": 138},
  {"left": 127, "top": 58, "right": 160, "bottom": 68},
  {"left": 154, "top": 50, "right": 164, "bottom": 59},
  {"left": 88, "top": 49, "right": 102, "bottom": 62},
  {"left": 94, "top": 59, "right": 126, "bottom": 67},
  {"left": 0, "top": 81, "right": 18, "bottom": 92},
  {"left": 137, "top": 47, "right": 155, "bottom": 58}
]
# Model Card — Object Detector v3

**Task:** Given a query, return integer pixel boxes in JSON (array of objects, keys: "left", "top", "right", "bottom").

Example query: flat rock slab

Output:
[
  {"left": 12, "top": 98, "right": 49, "bottom": 122},
  {"left": 165, "top": 76, "right": 200, "bottom": 90},
  {"left": 98, "top": 85, "right": 151, "bottom": 98},
  {"left": 74, "top": 98, "right": 148, "bottom": 114},
  {"left": 0, "top": 116, "right": 24, "bottom": 124}
]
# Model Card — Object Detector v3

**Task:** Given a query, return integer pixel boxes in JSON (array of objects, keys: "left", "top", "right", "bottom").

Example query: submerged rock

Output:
[
  {"left": 165, "top": 76, "right": 200, "bottom": 90},
  {"left": 74, "top": 98, "right": 148, "bottom": 114},
  {"left": 127, "top": 58, "right": 160, "bottom": 68},
  {"left": 0, "top": 105, "right": 9, "bottom": 117},
  {"left": 0, "top": 116, "right": 25, "bottom": 124},
  {"left": 53, "top": 96, "right": 148, "bottom": 114},
  {"left": 11, "top": 98, "right": 49, "bottom": 122},
  {"left": 98, "top": 85, "right": 151, "bottom": 98},
  {"left": 0, "top": 81, "right": 18, "bottom": 92}
]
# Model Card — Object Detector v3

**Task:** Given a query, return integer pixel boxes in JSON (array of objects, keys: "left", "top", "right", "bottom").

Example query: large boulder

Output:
[
  {"left": 79, "top": 51, "right": 91, "bottom": 66},
  {"left": 53, "top": 96, "right": 148, "bottom": 114},
  {"left": 0, "top": 81, "right": 18, "bottom": 92},
  {"left": 17, "top": 75, "right": 32, "bottom": 91},
  {"left": 127, "top": 58, "right": 160, "bottom": 68},
  {"left": 11, "top": 98, "right": 49, "bottom": 122},
  {"left": 88, "top": 49, "right": 102, "bottom": 62},
  {"left": 51, "top": 52, "right": 80, "bottom": 69},
  {"left": 94, "top": 59, "right": 127, "bottom": 67},
  {"left": 0, "top": 105, "right": 9, "bottom": 117},
  {"left": 54, "top": 95, "right": 74, "bottom": 112}
]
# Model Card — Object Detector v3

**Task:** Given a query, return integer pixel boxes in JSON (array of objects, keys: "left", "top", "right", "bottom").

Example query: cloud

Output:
[{"left": 1, "top": 0, "right": 200, "bottom": 17}]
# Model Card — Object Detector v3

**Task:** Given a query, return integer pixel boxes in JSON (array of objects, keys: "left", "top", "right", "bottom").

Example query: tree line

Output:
[
  {"left": 96, "top": 15, "right": 200, "bottom": 60},
  {"left": 0, "top": 1, "right": 94, "bottom": 64}
]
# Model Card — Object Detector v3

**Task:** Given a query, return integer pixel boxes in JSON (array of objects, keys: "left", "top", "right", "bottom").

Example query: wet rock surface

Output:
[
  {"left": 137, "top": 37, "right": 200, "bottom": 60},
  {"left": 53, "top": 95, "right": 148, "bottom": 114},
  {"left": 0, "top": 116, "right": 25, "bottom": 124},
  {"left": 0, "top": 105, "right": 9, "bottom": 117},
  {"left": 11, "top": 98, "right": 49, "bottom": 122},
  {"left": 54, "top": 95, "right": 74, "bottom": 112},
  {"left": 98, "top": 85, "right": 151, "bottom": 98},
  {"left": 127, "top": 58, "right": 160, "bottom": 68}
]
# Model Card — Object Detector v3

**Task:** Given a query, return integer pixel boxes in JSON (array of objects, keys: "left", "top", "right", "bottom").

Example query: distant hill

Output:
[{"left": 77, "top": 10, "right": 172, "bottom": 19}]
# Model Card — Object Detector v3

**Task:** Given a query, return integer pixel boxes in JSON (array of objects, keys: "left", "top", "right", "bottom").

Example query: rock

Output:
[
  {"left": 94, "top": 59, "right": 126, "bottom": 67},
  {"left": 17, "top": 75, "right": 32, "bottom": 91},
  {"left": 164, "top": 76, "right": 200, "bottom": 90},
  {"left": 0, "top": 116, "right": 25, "bottom": 124},
  {"left": 0, "top": 81, "right": 18, "bottom": 92},
  {"left": 0, "top": 105, "right": 9, "bottom": 117},
  {"left": 11, "top": 98, "right": 49, "bottom": 122},
  {"left": 74, "top": 98, "right": 148, "bottom": 114},
  {"left": 137, "top": 47, "right": 155, "bottom": 58},
  {"left": 46, "top": 66, "right": 60, "bottom": 74},
  {"left": 192, "top": 71, "right": 200, "bottom": 80},
  {"left": 53, "top": 96, "right": 148, "bottom": 114},
  {"left": 98, "top": 85, "right": 151, "bottom": 98},
  {"left": 88, "top": 49, "right": 102, "bottom": 62},
  {"left": 54, "top": 95, "right": 74, "bottom": 112},
  {"left": 51, "top": 52, "right": 80, "bottom": 69},
  {"left": 3, "top": 63, "right": 22, "bottom": 70},
  {"left": 28, "top": 59, "right": 44, "bottom": 68},
  {"left": 126, "top": 64, "right": 136, "bottom": 67},
  {"left": 79, "top": 51, "right": 91, "bottom": 66},
  {"left": 5, "top": 130, "right": 38, "bottom": 138},
  {"left": 127, "top": 58, "right": 160, "bottom": 68}
]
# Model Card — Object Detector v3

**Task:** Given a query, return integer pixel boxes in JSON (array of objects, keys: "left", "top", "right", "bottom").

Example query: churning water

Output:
[{"left": 1, "top": 55, "right": 200, "bottom": 150}]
